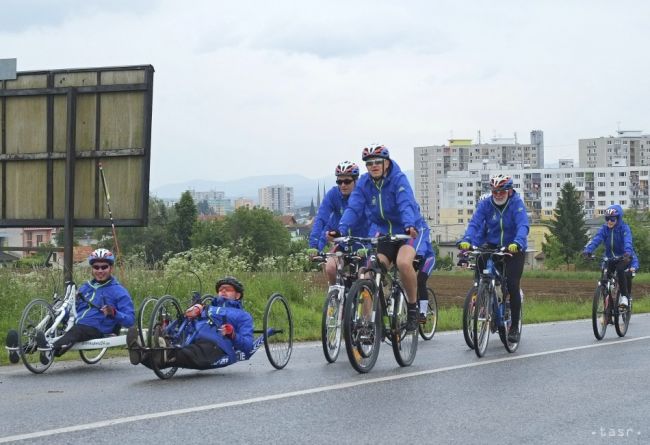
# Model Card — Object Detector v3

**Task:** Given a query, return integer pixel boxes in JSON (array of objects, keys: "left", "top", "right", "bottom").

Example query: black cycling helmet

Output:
[{"left": 215, "top": 276, "right": 244, "bottom": 298}]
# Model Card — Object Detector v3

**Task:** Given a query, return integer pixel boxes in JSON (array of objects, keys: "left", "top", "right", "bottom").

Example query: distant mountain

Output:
[{"left": 151, "top": 171, "right": 415, "bottom": 207}]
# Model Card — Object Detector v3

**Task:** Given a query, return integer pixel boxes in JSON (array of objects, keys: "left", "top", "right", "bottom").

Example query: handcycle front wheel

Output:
[
  {"left": 321, "top": 287, "right": 344, "bottom": 363},
  {"left": 343, "top": 279, "right": 381, "bottom": 374},
  {"left": 148, "top": 295, "right": 184, "bottom": 380},
  {"left": 473, "top": 282, "right": 491, "bottom": 358},
  {"left": 592, "top": 286, "right": 608, "bottom": 340},
  {"left": 18, "top": 299, "right": 57, "bottom": 374},
  {"left": 614, "top": 294, "right": 631, "bottom": 337},
  {"left": 418, "top": 287, "right": 438, "bottom": 341},
  {"left": 462, "top": 285, "right": 478, "bottom": 349},
  {"left": 263, "top": 293, "right": 294, "bottom": 370},
  {"left": 391, "top": 291, "right": 418, "bottom": 367}
]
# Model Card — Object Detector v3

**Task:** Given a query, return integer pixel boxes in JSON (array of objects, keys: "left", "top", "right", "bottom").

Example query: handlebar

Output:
[{"left": 332, "top": 234, "right": 411, "bottom": 245}]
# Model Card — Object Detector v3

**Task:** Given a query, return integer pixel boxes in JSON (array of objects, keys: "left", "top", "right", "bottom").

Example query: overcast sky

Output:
[{"left": 3, "top": 0, "right": 650, "bottom": 189}]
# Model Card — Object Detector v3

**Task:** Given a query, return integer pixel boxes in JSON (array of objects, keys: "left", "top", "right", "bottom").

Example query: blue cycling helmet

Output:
[
  {"left": 362, "top": 144, "right": 390, "bottom": 161},
  {"left": 335, "top": 161, "right": 360, "bottom": 178},
  {"left": 604, "top": 205, "right": 621, "bottom": 220},
  {"left": 88, "top": 248, "right": 115, "bottom": 265}
]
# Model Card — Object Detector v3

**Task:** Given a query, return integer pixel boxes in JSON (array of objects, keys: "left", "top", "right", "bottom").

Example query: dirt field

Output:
[{"left": 426, "top": 275, "right": 650, "bottom": 306}]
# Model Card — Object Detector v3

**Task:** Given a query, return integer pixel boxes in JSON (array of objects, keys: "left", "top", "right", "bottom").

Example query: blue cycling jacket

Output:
[
  {"left": 584, "top": 205, "right": 639, "bottom": 269},
  {"left": 460, "top": 191, "right": 530, "bottom": 251},
  {"left": 192, "top": 297, "right": 254, "bottom": 364},
  {"left": 309, "top": 186, "right": 369, "bottom": 251},
  {"left": 339, "top": 159, "right": 426, "bottom": 238},
  {"left": 76, "top": 277, "right": 135, "bottom": 334}
]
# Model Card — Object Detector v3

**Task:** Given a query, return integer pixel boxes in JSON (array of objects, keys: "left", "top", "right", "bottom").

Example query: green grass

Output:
[{"left": 1, "top": 267, "right": 649, "bottom": 366}]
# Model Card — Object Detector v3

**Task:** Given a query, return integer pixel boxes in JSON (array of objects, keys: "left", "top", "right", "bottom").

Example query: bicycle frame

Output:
[{"left": 471, "top": 249, "right": 511, "bottom": 331}]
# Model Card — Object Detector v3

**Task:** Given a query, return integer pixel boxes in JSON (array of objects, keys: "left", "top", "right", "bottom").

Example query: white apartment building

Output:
[
  {"left": 258, "top": 184, "right": 294, "bottom": 215},
  {"left": 187, "top": 189, "right": 232, "bottom": 215},
  {"left": 579, "top": 130, "right": 650, "bottom": 168},
  {"left": 430, "top": 163, "right": 649, "bottom": 242},
  {"left": 415, "top": 130, "right": 544, "bottom": 224}
]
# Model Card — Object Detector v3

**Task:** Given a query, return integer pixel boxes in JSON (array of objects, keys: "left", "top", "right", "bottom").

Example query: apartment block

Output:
[
  {"left": 579, "top": 130, "right": 650, "bottom": 168},
  {"left": 415, "top": 130, "right": 544, "bottom": 224},
  {"left": 258, "top": 184, "right": 294, "bottom": 215}
]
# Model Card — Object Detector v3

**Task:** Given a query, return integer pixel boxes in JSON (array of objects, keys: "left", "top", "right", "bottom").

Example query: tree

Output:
[
  {"left": 309, "top": 199, "right": 316, "bottom": 217},
  {"left": 197, "top": 199, "right": 212, "bottom": 215},
  {"left": 222, "top": 207, "right": 290, "bottom": 260},
  {"left": 170, "top": 191, "right": 198, "bottom": 252},
  {"left": 118, "top": 197, "right": 175, "bottom": 264},
  {"left": 543, "top": 181, "right": 588, "bottom": 265},
  {"left": 191, "top": 217, "right": 227, "bottom": 247},
  {"left": 623, "top": 211, "right": 650, "bottom": 273}
]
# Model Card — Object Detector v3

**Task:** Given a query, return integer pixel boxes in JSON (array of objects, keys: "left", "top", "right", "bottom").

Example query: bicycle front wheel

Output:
[
  {"left": 148, "top": 295, "right": 183, "bottom": 380},
  {"left": 344, "top": 279, "right": 381, "bottom": 373},
  {"left": 321, "top": 287, "right": 344, "bottom": 363},
  {"left": 137, "top": 296, "right": 158, "bottom": 346},
  {"left": 473, "top": 282, "right": 491, "bottom": 358},
  {"left": 18, "top": 299, "right": 56, "bottom": 374},
  {"left": 462, "top": 285, "right": 478, "bottom": 349},
  {"left": 391, "top": 291, "right": 418, "bottom": 367},
  {"left": 614, "top": 295, "right": 631, "bottom": 337},
  {"left": 592, "top": 286, "right": 608, "bottom": 340},
  {"left": 418, "top": 287, "right": 438, "bottom": 341},
  {"left": 264, "top": 293, "right": 294, "bottom": 370}
]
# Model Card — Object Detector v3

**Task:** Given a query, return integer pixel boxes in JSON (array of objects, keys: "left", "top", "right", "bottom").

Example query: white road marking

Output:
[{"left": 1, "top": 335, "right": 648, "bottom": 443}]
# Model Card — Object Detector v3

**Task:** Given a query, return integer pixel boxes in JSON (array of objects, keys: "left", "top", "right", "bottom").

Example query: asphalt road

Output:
[{"left": 1, "top": 314, "right": 649, "bottom": 445}]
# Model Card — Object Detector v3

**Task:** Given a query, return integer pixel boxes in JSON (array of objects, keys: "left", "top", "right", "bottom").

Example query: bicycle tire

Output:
[
  {"left": 614, "top": 295, "right": 631, "bottom": 337},
  {"left": 418, "top": 287, "right": 438, "bottom": 341},
  {"left": 137, "top": 296, "right": 158, "bottom": 346},
  {"left": 18, "top": 298, "right": 57, "bottom": 374},
  {"left": 343, "top": 279, "right": 381, "bottom": 373},
  {"left": 592, "top": 286, "right": 608, "bottom": 340},
  {"left": 473, "top": 282, "right": 491, "bottom": 358},
  {"left": 264, "top": 293, "right": 294, "bottom": 370},
  {"left": 148, "top": 295, "right": 183, "bottom": 380},
  {"left": 462, "top": 285, "right": 478, "bottom": 349},
  {"left": 501, "top": 290, "right": 523, "bottom": 353},
  {"left": 391, "top": 289, "right": 418, "bottom": 367},
  {"left": 321, "top": 288, "right": 344, "bottom": 363},
  {"left": 79, "top": 347, "right": 107, "bottom": 364}
]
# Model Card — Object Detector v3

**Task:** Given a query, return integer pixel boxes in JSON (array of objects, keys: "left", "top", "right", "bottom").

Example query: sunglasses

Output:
[
  {"left": 218, "top": 285, "right": 237, "bottom": 293},
  {"left": 365, "top": 159, "right": 384, "bottom": 167},
  {"left": 92, "top": 264, "right": 110, "bottom": 271},
  {"left": 492, "top": 189, "right": 508, "bottom": 195},
  {"left": 336, "top": 179, "right": 354, "bottom": 185},
  {"left": 605, "top": 216, "right": 617, "bottom": 222}
]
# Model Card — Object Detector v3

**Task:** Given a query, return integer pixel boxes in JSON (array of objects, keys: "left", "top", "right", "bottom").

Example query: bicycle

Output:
[
  {"left": 312, "top": 242, "right": 365, "bottom": 363},
  {"left": 7, "top": 281, "right": 131, "bottom": 374},
  {"left": 342, "top": 234, "right": 418, "bottom": 373},
  {"left": 140, "top": 291, "right": 294, "bottom": 380},
  {"left": 590, "top": 255, "right": 633, "bottom": 340},
  {"left": 467, "top": 246, "right": 523, "bottom": 358}
]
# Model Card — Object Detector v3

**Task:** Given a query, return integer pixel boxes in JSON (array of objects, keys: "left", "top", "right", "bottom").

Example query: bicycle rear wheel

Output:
[
  {"left": 391, "top": 290, "right": 418, "bottom": 367},
  {"left": 79, "top": 347, "right": 107, "bottom": 364},
  {"left": 614, "top": 295, "right": 631, "bottom": 337},
  {"left": 418, "top": 287, "right": 438, "bottom": 341},
  {"left": 148, "top": 295, "right": 183, "bottom": 380},
  {"left": 264, "top": 293, "right": 294, "bottom": 369},
  {"left": 344, "top": 279, "right": 381, "bottom": 373},
  {"left": 321, "top": 287, "right": 344, "bottom": 363},
  {"left": 18, "top": 299, "right": 57, "bottom": 374},
  {"left": 462, "top": 285, "right": 478, "bottom": 349},
  {"left": 473, "top": 282, "right": 491, "bottom": 358},
  {"left": 592, "top": 286, "right": 608, "bottom": 340},
  {"left": 137, "top": 296, "right": 158, "bottom": 346}
]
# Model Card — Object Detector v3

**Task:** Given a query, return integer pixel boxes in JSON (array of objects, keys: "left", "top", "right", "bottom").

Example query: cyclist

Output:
[
  {"left": 5, "top": 248, "right": 135, "bottom": 362},
  {"left": 307, "top": 161, "right": 369, "bottom": 285},
  {"left": 582, "top": 205, "right": 638, "bottom": 308},
  {"left": 127, "top": 276, "right": 254, "bottom": 370},
  {"left": 334, "top": 144, "right": 430, "bottom": 332},
  {"left": 457, "top": 174, "right": 529, "bottom": 343}
]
